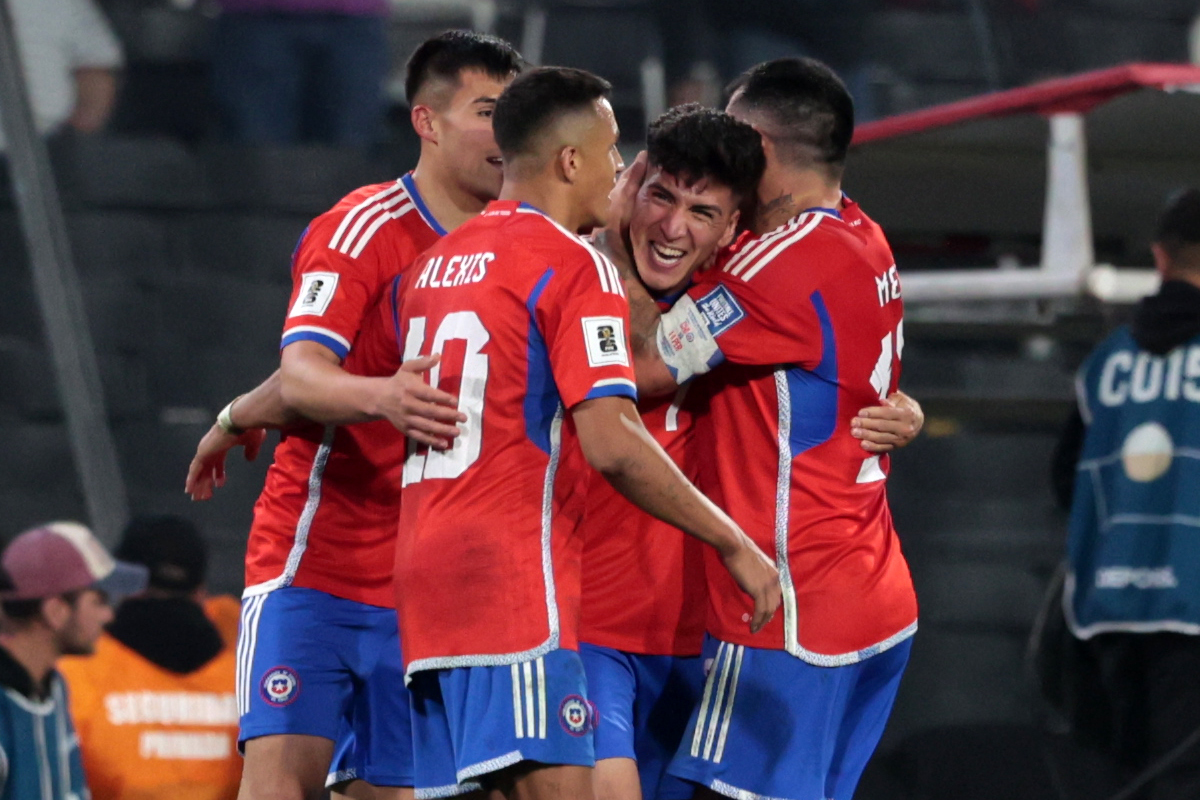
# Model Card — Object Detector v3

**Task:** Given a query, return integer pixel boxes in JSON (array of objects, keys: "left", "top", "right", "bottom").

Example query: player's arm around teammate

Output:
[{"left": 602, "top": 152, "right": 925, "bottom": 455}]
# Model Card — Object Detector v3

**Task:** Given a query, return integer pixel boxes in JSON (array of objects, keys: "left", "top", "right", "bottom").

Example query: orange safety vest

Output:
[{"left": 58, "top": 610, "right": 241, "bottom": 800}]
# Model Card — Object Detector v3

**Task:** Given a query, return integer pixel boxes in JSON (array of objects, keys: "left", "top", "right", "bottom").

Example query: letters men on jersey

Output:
[
  {"left": 658, "top": 198, "right": 918, "bottom": 664},
  {"left": 245, "top": 173, "right": 444, "bottom": 608},
  {"left": 392, "top": 200, "right": 639, "bottom": 676}
]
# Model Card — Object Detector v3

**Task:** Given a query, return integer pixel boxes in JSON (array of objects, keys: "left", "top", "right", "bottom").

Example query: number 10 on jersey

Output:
[{"left": 401, "top": 313, "right": 489, "bottom": 486}]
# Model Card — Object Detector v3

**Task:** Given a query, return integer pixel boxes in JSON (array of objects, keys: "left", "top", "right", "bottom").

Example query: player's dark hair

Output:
[
  {"left": 726, "top": 57, "right": 854, "bottom": 175},
  {"left": 1155, "top": 188, "right": 1200, "bottom": 271},
  {"left": 404, "top": 30, "right": 523, "bottom": 106},
  {"left": 493, "top": 67, "right": 612, "bottom": 160},
  {"left": 647, "top": 104, "right": 765, "bottom": 204}
]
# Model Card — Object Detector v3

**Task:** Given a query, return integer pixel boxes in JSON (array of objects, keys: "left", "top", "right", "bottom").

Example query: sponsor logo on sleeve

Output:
[
  {"left": 289, "top": 272, "right": 340, "bottom": 318},
  {"left": 695, "top": 284, "right": 746, "bottom": 337},
  {"left": 582, "top": 316, "right": 630, "bottom": 368},
  {"left": 260, "top": 666, "right": 300, "bottom": 706}
]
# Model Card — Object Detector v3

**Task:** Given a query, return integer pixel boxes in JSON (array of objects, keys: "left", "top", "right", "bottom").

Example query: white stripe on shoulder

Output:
[
  {"left": 724, "top": 213, "right": 811, "bottom": 277},
  {"left": 740, "top": 212, "right": 828, "bottom": 282},
  {"left": 348, "top": 202, "right": 416, "bottom": 259},
  {"left": 523, "top": 210, "right": 625, "bottom": 296},
  {"left": 329, "top": 181, "right": 406, "bottom": 251}
]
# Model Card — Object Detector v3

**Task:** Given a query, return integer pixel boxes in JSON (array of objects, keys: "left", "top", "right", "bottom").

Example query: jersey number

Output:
[
  {"left": 401, "top": 312, "right": 489, "bottom": 486},
  {"left": 859, "top": 320, "right": 904, "bottom": 484}
]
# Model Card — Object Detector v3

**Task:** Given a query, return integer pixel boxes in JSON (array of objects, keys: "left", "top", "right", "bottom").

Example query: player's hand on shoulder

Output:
[
  {"left": 185, "top": 425, "right": 266, "bottom": 501},
  {"left": 379, "top": 354, "right": 467, "bottom": 450},
  {"left": 851, "top": 391, "right": 925, "bottom": 453},
  {"left": 722, "top": 535, "right": 782, "bottom": 634}
]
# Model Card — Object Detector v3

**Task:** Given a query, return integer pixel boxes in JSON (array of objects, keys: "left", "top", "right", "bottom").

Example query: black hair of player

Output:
[
  {"left": 647, "top": 104, "right": 764, "bottom": 205},
  {"left": 1155, "top": 188, "right": 1200, "bottom": 270},
  {"left": 404, "top": 30, "right": 523, "bottom": 107},
  {"left": 492, "top": 67, "right": 612, "bottom": 160},
  {"left": 726, "top": 57, "right": 854, "bottom": 172}
]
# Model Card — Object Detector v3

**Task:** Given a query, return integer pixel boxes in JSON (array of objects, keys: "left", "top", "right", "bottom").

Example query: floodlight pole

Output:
[{"left": 0, "top": 0, "right": 129, "bottom": 542}]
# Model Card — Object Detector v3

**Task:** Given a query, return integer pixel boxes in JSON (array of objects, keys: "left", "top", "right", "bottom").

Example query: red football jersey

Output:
[
  {"left": 578, "top": 306, "right": 706, "bottom": 657},
  {"left": 393, "top": 201, "right": 639, "bottom": 675},
  {"left": 244, "top": 173, "right": 443, "bottom": 608},
  {"left": 662, "top": 201, "right": 917, "bottom": 665}
]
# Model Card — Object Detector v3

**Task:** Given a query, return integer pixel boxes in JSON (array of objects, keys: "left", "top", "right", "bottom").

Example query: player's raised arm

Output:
[{"left": 571, "top": 395, "right": 781, "bottom": 633}]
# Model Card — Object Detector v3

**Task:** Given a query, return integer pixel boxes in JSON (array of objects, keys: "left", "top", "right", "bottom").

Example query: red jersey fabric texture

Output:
[
  {"left": 244, "top": 173, "right": 442, "bottom": 608},
  {"left": 680, "top": 199, "right": 918, "bottom": 665},
  {"left": 389, "top": 201, "right": 639, "bottom": 675}
]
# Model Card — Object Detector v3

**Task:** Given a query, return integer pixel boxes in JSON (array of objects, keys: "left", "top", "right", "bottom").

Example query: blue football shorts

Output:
[
  {"left": 580, "top": 643, "right": 703, "bottom": 800},
  {"left": 409, "top": 649, "right": 596, "bottom": 798},
  {"left": 668, "top": 634, "right": 912, "bottom": 800},
  {"left": 237, "top": 586, "right": 413, "bottom": 787}
]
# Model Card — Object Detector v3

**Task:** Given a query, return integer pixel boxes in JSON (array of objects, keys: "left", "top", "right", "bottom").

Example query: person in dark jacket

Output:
[{"left": 1053, "top": 188, "right": 1200, "bottom": 798}]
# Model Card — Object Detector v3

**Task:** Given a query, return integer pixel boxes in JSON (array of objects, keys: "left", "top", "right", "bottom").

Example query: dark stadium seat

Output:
[
  {"left": 81, "top": 277, "right": 157, "bottom": 353},
  {"left": 147, "top": 274, "right": 289, "bottom": 353},
  {"left": 865, "top": 11, "right": 993, "bottom": 85},
  {"left": 0, "top": 337, "right": 60, "bottom": 420},
  {"left": 148, "top": 344, "right": 277, "bottom": 413},
  {"left": 169, "top": 213, "right": 309, "bottom": 284},
  {"left": 67, "top": 211, "right": 172, "bottom": 281},
  {"left": 910, "top": 561, "right": 1047, "bottom": 632},
  {"left": 200, "top": 144, "right": 395, "bottom": 215},
  {"left": 0, "top": 422, "right": 77, "bottom": 493},
  {"left": 0, "top": 488, "right": 88, "bottom": 539},
  {"left": 51, "top": 135, "right": 213, "bottom": 210},
  {"left": 532, "top": 3, "right": 665, "bottom": 139}
]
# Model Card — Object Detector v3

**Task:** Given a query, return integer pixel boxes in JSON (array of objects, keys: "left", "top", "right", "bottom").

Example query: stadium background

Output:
[{"left": 2, "top": 0, "right": 1199, "bottom": 796}]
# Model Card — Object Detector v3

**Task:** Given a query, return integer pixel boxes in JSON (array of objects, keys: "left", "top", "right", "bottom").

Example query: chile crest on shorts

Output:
[
  {"left": 558, "top": 694, "right": 597, "bottom": 736},
  {"left": 260, "top": 666, "right": 301, "bottom": 706}
]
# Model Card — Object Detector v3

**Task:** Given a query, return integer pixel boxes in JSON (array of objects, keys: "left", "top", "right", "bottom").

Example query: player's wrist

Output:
[{"left": 217, "top": 395, "right": 246, "bottom": 436}]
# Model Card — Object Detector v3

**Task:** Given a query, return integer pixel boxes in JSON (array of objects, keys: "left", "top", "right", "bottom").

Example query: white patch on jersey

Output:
[
  {"left": 289, "top": 272, "right": 340, "bottom": 318},
  {"left": 582, "top": 316, "right": 630, "bottom": 368}
]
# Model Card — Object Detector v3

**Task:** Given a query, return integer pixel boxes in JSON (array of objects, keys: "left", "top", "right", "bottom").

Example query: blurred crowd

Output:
[{"left": 0, "top": 517, "right": 241, "bottom": 800}]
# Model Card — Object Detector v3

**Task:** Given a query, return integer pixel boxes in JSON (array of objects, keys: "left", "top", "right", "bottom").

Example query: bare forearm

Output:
[
  {"left": 227, "top": 370, "right": 301, "bottom": 429},
  {"left": 279, "top": 353, "right": 389, "bottom": 426}
]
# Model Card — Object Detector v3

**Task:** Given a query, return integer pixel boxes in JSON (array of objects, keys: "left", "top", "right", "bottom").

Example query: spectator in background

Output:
[
  {"left": 655, "top": 0, "right": 877, "bottom": 119},
  {"left": 0, "top": 0, "right": 123, "bottom": 149},
  {"left": 210, "top": 0, "right": 390, "bottom": 147},
  {"left": 58, "top": 515, "right": 242, "bottom": 800},
  {"left": 0, "top": 521, "right": 147, "bottom": 800},
  {"left": 1054, "top": 189, "right": 1200, "bottom": 798}
]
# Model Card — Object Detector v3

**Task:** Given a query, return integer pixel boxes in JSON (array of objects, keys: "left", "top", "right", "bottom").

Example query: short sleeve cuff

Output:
[
  {"left": 281, "top": 326, "right": 352, "bottom": 359},
  {"left": 583, "top": 378, "right": 638, "bottom": 402}
]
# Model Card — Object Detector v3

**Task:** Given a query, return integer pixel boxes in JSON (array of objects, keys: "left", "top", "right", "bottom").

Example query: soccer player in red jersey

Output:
[
  {"left": 577, "top": 105, "right": 763, "bottom": 800},
  {"left": 617, "top": 58, "right": 919, "bottom": 800},
  {"left": 182, "top": 31, "right": 522, "bottom": 800},
  {"left": 381, "top": 66, "right": 779, "bottom": 800}
]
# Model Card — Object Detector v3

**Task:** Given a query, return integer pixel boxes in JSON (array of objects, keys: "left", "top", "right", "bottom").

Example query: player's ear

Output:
[
  {"left": 719, "top": 210, "right": 740, "bottom": 248},
  {"left": 412, "top": 104, "right": 438, "bottom": 144},
  {"left": 1151, "top": 242, "right": 1171, "bottom": 276},
  {"left": 558, "top": 145, "right": 580, "bottom": 183}
]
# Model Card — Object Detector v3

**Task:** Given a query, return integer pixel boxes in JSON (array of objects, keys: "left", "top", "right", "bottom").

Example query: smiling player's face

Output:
[
  {"left": 629, "top": 166, "right": 739, "bottom": 296},
  {"left": 573, "top": 98, "right": 623, "bottom": 232},
  {"left": 436, "top": 69, "right": 513, "bottom": 202}
]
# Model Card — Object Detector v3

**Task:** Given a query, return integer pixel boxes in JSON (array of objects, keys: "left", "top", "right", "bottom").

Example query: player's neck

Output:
[
  {"left": 498, "top": 179, "right": 583, "bottom": 232},
  {"left": 753, "top": 170, "right": 842, "bottom": 236},
  {"left": 410, "top": 162, "right": 492, "bottom": 233}
]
